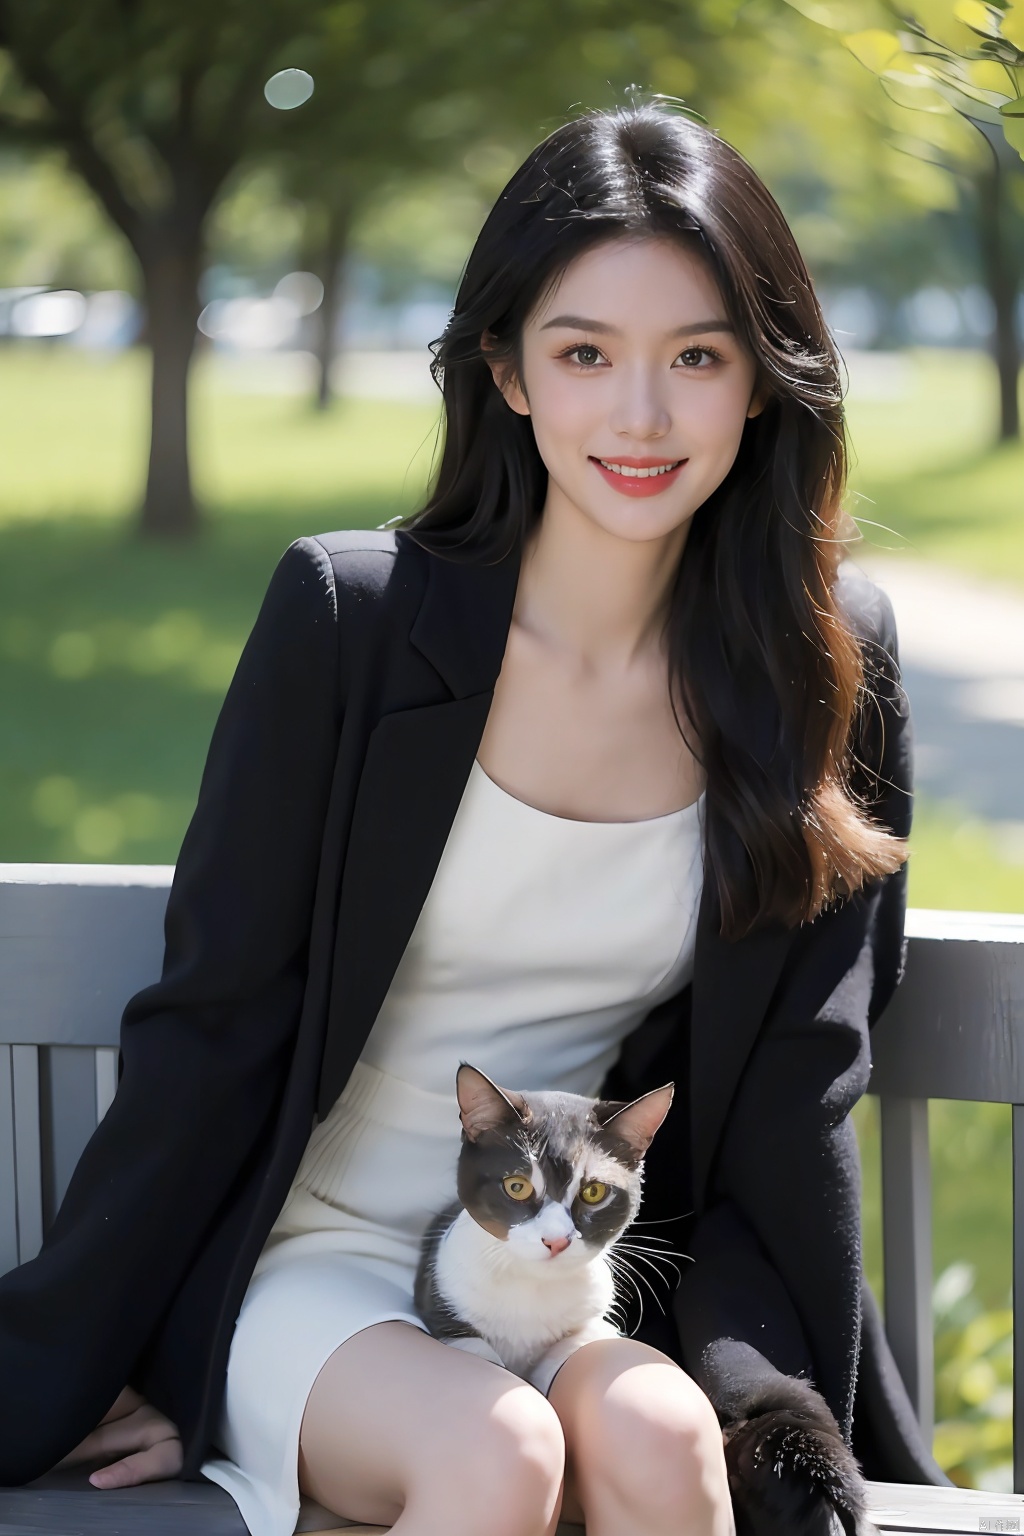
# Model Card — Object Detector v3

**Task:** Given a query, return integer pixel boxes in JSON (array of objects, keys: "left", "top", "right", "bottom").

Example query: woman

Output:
[{"left": 0, "top": 102, "right": 949, "bottom": 1534}]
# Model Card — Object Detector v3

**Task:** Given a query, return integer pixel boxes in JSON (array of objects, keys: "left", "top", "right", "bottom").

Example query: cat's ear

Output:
[
  {"left": 456, "top": 1063, "right": 530, "bottom": 1141},
  {"left": 594, "top": 1082, "right": 674, "bottom": 1158}
]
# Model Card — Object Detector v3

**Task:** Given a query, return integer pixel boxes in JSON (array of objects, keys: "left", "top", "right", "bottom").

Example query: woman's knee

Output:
[
  {"left": 414, "top": 1386, "right": 566, "bottom": 1535},
  {"left": 300, "top": 1321, "right": 564, "bottom": 1532},
  {"left": 561, "top": 1342, "right": 730, "bottom": 1520}
]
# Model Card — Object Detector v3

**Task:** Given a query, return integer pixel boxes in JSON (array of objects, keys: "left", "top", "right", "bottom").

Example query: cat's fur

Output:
[{"left": 413, "top": 1062, "right": 674, "bottom": 1388}]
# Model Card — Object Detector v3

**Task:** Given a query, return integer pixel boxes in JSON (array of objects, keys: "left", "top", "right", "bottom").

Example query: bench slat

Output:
[
  {"left": 880, "top": 1095, "right": 934, "bottom": 1442},
  {"left": 0, "top": 1047, "right": 17, "bottom": 1277},
  {"left": 11, "top": 1046, "right": 42, "bottom": 1265},
  {"left": 95, "top": 1048, "right": 118, "bottom": 1123},
  {"left": 39, "top": 1047, "right": 98, "bottom": 1229},
  {"left": 1014, "top": 1104, "right": 1024, "bottom": 1498},
  {"left": 4, "top": 1471, "right": 1023, "bottom": 1534}
]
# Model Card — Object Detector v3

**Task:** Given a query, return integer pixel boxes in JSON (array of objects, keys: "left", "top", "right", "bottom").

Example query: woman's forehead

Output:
[{"left": 528, "top": 234, "right": 728, "bottom": 334}]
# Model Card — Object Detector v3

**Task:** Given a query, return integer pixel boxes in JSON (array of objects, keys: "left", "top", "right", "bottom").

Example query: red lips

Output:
[{"left": 589, "top": 455, "right": 688, "bottom": 498}]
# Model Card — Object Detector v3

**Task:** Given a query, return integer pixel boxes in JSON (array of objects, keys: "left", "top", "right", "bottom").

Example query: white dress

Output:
[{"left": 201, "top": 758, "right": 705, "bottom": 1536}]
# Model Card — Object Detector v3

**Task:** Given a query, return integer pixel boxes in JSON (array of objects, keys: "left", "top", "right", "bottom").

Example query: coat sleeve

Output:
[
  {"left": 673, "top": 577, "right": 913, "bottom": 1446},
  {"left": 0, "top": 536, "right": 343, "bottom": 1486}
]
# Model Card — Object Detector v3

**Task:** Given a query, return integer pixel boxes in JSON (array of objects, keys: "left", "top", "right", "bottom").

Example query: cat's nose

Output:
[{"left": 543, "top": 1235, "right": 571, "bottom": 1256}]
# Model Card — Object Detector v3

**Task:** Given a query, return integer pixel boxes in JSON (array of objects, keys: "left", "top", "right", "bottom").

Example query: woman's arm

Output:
[{"left": 0, "top": 536, "right": 344, "bottom": 1486}]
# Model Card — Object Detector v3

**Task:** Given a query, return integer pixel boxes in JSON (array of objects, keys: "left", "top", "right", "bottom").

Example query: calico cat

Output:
[{"left": 413, "top": 1061, "right": 675, "bottom": 1391}]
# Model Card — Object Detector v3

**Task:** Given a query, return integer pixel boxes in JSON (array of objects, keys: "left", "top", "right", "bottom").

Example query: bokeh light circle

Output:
[{"left": 264, "top": 69, "right": 314, "bottom": 110}]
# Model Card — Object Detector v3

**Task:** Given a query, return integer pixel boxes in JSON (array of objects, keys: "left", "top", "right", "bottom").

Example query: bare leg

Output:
[
  {"left": 548, "top": 1337, "right": 736, "bottom": 1536},
  {"left": 299, "top": 1320, "right": 566, "bottom": 1536}
]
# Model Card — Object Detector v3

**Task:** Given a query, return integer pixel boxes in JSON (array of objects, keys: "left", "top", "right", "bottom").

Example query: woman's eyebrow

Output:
[{"left": 538, "top": 314, "right": 735, "bottom": 336}]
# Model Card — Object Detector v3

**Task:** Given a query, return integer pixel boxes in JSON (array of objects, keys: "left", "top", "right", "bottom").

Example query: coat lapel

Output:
[
  {"left": 315, "top": 535, "right": 522, "bottom": 1118},
  {"left": 689, "top": 890, "right": 796, "bottom": 1213}
]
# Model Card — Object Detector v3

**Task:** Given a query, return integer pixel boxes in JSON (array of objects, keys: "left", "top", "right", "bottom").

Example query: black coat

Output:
[{"left": 0, "top": 526, "right": 951, "bottom": 1491}]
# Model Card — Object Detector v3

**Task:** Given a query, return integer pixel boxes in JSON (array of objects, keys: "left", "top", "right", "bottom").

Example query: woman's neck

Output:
[{"left": 514, "top": 483, "right": 690, "bottom": 672}]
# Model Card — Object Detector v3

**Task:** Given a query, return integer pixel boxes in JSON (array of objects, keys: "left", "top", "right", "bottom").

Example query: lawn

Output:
[
  {"left": 1, "top": 340, "right": 1022, "bottom": 1487},
  {"left": 846, "top": 346, "right": 1024, "bottom": 588}
]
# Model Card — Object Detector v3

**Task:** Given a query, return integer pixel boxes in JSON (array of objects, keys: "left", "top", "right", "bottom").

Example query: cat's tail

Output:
[{"left": 707, "top": 1341, "right": 874, "bottom": 1536}]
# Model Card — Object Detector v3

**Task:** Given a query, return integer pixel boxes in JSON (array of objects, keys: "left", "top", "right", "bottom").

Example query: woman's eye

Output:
[
  {"left": 677, "top": 346, "right": 715, "bottom": 368},
  {"left": 502, "top": 1175, "right": 535, "bottom": 1201},
  {"left": 567, "top": 344, "right": 603, "bottom": 367},
  {"left": 579, "top": 1181, "right": 608, "bottom": 1205}
]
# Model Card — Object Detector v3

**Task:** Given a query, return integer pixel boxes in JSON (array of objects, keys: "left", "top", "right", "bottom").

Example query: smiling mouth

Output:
[{"left": 592, "top": 458, "right": 686, "bottom": 479}]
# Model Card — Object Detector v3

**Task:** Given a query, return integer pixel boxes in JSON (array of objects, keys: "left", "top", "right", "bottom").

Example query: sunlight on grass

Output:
[
  {"left": 0, "top": 344, "right": 441, "bottom": 525},
  {"left": 908, "top": 800, "right": 1024, "bottom": 913},
  {"left": 846, "top": 348, "right": 1024, "bottom": 587}
]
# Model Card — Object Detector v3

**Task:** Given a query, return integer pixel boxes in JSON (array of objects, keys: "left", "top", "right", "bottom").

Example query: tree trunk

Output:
[
  {"left": 976, "top": 155, "right": 1021, "bottom": 443},
  {"left": 138, "top": 227, "right": 203, "bottom": 536},
  {"left": 313, "top": 200, "right": 351, "bottom": 412}
]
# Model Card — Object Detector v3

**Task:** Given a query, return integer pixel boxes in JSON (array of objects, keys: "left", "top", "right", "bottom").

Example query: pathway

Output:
[{"left": 851, "top": 552, "right": 1024, "bottom": 851}]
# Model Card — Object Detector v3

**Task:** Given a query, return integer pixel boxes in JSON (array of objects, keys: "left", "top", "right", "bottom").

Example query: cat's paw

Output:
[{"left": 721, "top": 1393, "right": 868, "bottom": 1536}]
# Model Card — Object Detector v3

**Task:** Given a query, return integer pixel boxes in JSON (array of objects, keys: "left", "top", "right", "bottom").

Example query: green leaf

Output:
[
  {"left": 954, "top": 0, "right": 1004, "bottom": 38},
  {"left": 843, "top": 28, "right": 902, "bottom": 72},
  {"left": 999, "top": 94, "right": 1024, "bottom": 112}
]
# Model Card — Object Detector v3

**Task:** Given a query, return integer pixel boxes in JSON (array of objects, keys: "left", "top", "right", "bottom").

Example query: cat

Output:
[
  {"left": 413, "top": 1061, "right": 675, "bottom": 1393},
  {"left": 414, "top": 1063, "right": 871, "bottom": 1535}
]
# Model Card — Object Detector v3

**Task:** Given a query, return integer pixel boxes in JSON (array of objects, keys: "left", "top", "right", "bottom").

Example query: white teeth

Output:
[{"left": 597, "top": 460, "right": 681, "bottom": 478}]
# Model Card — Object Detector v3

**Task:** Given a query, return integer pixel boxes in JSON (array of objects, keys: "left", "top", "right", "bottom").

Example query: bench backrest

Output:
[
  {"left": 0, "top": 865, "right": 171, "bottom": 1271},
  {"left": 3, "top": 867, "right": 1024, "bottom": 1485}
]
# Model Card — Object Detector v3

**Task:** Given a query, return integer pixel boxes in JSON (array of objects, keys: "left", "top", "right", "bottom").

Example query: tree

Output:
[
  {"left": 269, "top": 0, "right": 759, "bottom": 410},
  {"left": 0, "top": 1, "right": 334, "bottom": 534},
  {"left": 0, "top": 0, "right": 754, "bottom": 526},
  {"left": 787, "top": 0, "right": 1024, "bottom": 440}
]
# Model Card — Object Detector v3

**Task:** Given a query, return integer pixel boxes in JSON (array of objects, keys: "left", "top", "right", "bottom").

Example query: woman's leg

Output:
[
  {"left": 299, "top": 1320, "right": 567, "bottom": 1536},
  {"left": 548, "top": 1337, "right": 736, "bottom": 1536}
]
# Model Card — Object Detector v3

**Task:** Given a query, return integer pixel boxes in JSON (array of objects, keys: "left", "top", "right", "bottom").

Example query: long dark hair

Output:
[{"left": 400, "top": 100, "right": 907, "bottom": 939}]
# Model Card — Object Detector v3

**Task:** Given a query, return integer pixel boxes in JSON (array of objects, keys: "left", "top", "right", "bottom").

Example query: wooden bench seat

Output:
[
  {"left": 5, "top": 1467, "right": 1024, "bottom": 1534},
  {"left": 2, "top": 866, "right": 1024, "bottom": 1534}
]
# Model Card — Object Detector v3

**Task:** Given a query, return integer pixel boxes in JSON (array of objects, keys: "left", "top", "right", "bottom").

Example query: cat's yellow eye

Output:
[
  {"left": 502, "top": 1175, "right": 534, "bottom": 1201},
  {"left": 579, "top": 1181, "right": 608, "bottom": 1205}
]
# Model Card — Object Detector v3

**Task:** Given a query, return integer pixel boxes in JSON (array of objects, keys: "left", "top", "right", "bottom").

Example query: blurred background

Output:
[{"left": 0, "top": 0, "right": 1022, "bottom": 1491}]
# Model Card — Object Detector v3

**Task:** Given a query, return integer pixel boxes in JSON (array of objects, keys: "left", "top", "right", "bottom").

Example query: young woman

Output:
[{"left": 0, "top": 102, "right": 948, "bottom": 1536}]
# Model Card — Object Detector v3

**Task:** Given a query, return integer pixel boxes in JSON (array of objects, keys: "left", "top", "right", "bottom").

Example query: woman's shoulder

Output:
[
  {"left": 834, "top": 557, "right": 899, "bottom": 661},
  {"left": 305, "top": 526, "right": 402, "bottom": 594},
  {"left": 280, "top": 526, "right": 431, "bottom": 620}
]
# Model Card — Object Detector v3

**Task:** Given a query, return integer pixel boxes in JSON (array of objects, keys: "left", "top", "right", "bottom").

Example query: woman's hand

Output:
[{"left": 55, "top": 1385, "right": 183, "bottom": 1488}]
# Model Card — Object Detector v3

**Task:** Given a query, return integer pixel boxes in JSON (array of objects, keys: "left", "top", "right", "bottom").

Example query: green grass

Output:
[
  {"left": 1, "top": 342, "right": 1023, "bottom": 1485},
  {"left": 846, "top": 347, "right": 1024, "bottom": 587},
  {"left": 0, "top": 345, "right": 442, "bottom": 865}
]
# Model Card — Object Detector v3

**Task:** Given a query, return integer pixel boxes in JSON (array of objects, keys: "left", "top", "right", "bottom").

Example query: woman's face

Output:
[{"left": 486, "top": 235, "right": 764, "bottom": 545}]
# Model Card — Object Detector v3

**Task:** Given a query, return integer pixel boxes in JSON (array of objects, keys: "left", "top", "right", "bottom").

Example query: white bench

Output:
[{"left": 2, "top": 866, "right": 1023, "bottom": 1534}]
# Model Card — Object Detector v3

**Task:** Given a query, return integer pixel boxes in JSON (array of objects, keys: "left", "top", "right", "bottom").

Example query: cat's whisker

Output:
[
  {"left": 604, "top": 1255, "right": 649, "bottom": 1327},
  {"left": 616, "top": 1238, "right": 693, "bottom": 1267},
  {"left": 629, "top": 1212, "right": 695, "bottom": 1226},
  {"left": 617, "top": 1234, "right": 692, "bottom": 1261},
  {"left": 615, "top": 1245, "right": 685, "bottom": 1287},
  {"left": 620, "top": 1233, "right": 683, "bottom": 1249},
  {"left": 615, "top": 1243, "right": 681, "bottom": 1280},
  {"left": 615, "top": 1235, "right": 691, "bottom": 1278},
  {"left": 607, "top": 1250, "right": 667, "bottom": 1316}
]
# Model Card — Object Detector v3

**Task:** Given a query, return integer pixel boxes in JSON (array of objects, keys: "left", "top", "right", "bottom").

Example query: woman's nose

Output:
[{"left": 608, "top": 367, "right": 672, "bottom": 440}]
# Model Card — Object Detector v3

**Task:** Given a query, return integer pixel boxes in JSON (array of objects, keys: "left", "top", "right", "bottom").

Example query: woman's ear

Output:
[
  {"left": 480, "top": 329, "right": 530, "bottom": 417},
  {"left": 746, "top": 380, "right": 769, "bottom": 419}
]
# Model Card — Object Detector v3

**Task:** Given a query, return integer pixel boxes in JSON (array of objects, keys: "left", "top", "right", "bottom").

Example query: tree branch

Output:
[{"left": 0, "top": 9, "right": 143, "bottom": 247}]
